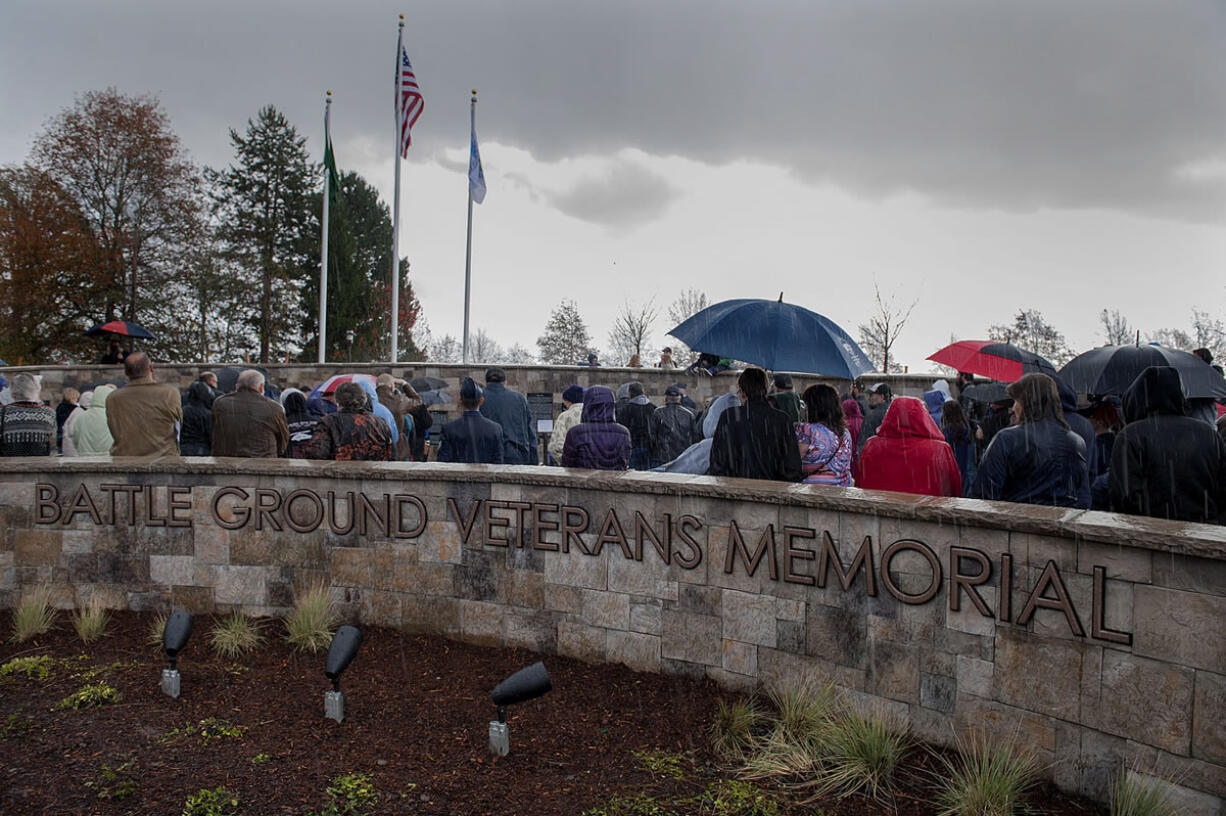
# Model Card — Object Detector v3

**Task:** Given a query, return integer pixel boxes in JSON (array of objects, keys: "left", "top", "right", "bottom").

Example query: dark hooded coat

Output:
[
  {"left": 1109, "top": 366, "right": 1226, "bottom": 524},
  {"left": 708, "top": 395, "right": 802, "bottom": 483},
  {"left": 561, "top": 386, "right": 631, "bottom": 470},
  {"left": 968, "top": 409, "right": 1090, "bottom": 509},
  {"left": 180, "top": 381, "right": 215, "bottom": 456}
]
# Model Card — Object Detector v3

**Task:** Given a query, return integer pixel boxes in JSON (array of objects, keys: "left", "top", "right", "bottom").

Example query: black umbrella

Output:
[
  {"left": 418, "top": 388, "right": 452, "bottom": 406},
  {"left": 84, "top": 320, "right": 157, "bottom": 340},
  {"left": 409, "top": 376, "right": 449, "bottom": 393},
  {"left": 961, "top": 382, "right": 1010, "bottom": 404},
  {"left": 1058, "top": 345, "right": 1226, "bottom": 399}
]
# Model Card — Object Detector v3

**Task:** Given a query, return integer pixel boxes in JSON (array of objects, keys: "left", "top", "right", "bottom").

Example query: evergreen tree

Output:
[
  {"left": 987, "top": 309, "right": 1073, "bottom": 366},
  {"left": 209, "top": 105, "right": 316, "bottom": 363},
  {"left": 537, "top": 300, "right": 594, "bottom": 364}
]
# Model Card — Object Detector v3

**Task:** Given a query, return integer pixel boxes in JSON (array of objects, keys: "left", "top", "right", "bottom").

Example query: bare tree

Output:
[
  {"left": 1191, "top": 308, "right": 1226, "bottom": 360},
  {"left": 987, "top": 309, "right": 1074, "bottom": 366},
  {"left": 608, "top": 298, "right": 660, "bottom": 364},
  {"left": 467, "top": 328, "right": 503, "bottom": 363},
  {"left": 502, "top": 343, "right": 537, "bottom": 364},
  {"left": 1147, "top": 327, "right": 1193, "bottom": 350},
  {"left": 536, "top": 299, "right": 594, "bottom": 364},
  {"left": 857, "top": 281, "right": 918, "bottom": 373},
  {"left": 428, "top": 333, "right": 462, "bottom": 363},
  {"left": 1099, "top": 309, "right": 1134, "bottom": 346},
  {"left": 665, "top": 288, "right": 709, "bottom": 360}
]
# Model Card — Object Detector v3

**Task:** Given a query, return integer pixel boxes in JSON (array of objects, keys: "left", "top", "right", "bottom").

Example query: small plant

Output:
[
  {"left": 285, "top": 583, "right": 338, "bottom": 652},
  {"left": 320, "top": 772, "right": 379, "bottom": 816},
  {"left": 582, "top": 793, "right": 676, "bottom": 816},
  {"left": 0, "top": 654, "right": 58, "bottom": 681},
  {"left": 741, "top": 726, "right": 821, "bottom": 781},
  {"left": 209, "top": 611, "right": 264, "bottom": 659},
  {"left": 806, "top": 706, "right": 911, "bottom": 801},
  {"left": 766, "top": 675, "right": 836, "bottom": 748},
  {"left": 54, "top": 681, "right": 120, "bottom": 710},
  {"left": 161, "top": 717, "right": 247, "bottom": 746},
  {"left": 632, "top": 749, "right": 687, "bottom": 780},
  {"left": 85, "top": 757, "right": 139, "bottom": 800},
  {"left": 10, "top": 584, "right": 57, "bottom": 643},
  {"left": 695, "top": 780, "right": 782, "bottom": 816},
  {"left": 1, "top": 713, "right": 32, "bottom": 739},
  {"left": 182, "top": 786, "right": 239, "bottom": 816},
  {"left": 72, "top": 599, "right": 110, "bottom": 643},
  {"left": 711, "top": 697, "right": 765, "bottom": 761},
  {"left": 1110, "top": 766, "right": 1182, "bottom": 816},
  {"left": 147, "top": 612, "right": 168, "bottom": 647},
  {"left": 251, "top": 752, "right": 271, "bottom": 765},
  {"left": 935, "top": 732, "right": 1045, "bottom": 816}
]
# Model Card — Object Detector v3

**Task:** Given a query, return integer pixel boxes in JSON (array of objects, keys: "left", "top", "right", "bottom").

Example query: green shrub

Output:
[
  {"left": 54, "top": 682, "right": 120, "bottom": 710},
  {"left": 160, "top": 717, "right": 247, "bottom": 746},
  {"left": 0, "top": 654, "right": 58, "bottom": 681},
  {"left": 1, "top": 713, "right": 32, "bottom": 739},
  {"left": 806, "top": 706, "right": 910, "bottom": 801},
  {"left": 320, "top": 772, "right": 379, "bottom": 816},
  {"left": 183, "top": 786, "right": 239, "bottom": 816},
  {"left": 935, "top": 733, "right": 1044, "bottom": 816},
  {"left": 582, "top": 793, "right": 677, "bottom": 816},
  {"left": 251, "top": 752, "right": 271, "bottom": 765},
  {"left": 147, "top": 612, "right": 168, "bottom": 647},
  {"left": 1110, "top": 767, "right": 1182, "bottom": 816},
  {"left": 711, "top": 697, "right": 764, "bottom": 761},
  {"left": 209, "top": 612, "right": 264, "bottom": 659},
  {"left": 632, "top": 749, "right": 687, "bottom": 780},
  {"left": 695, "top": 780, "right": 782, "bottom": 816},
  {"left": 72, "top": 599, "right": 110, "bottom": 644},
  {"left": 766, "top": 676, "right": 835, "bottom": 748},
  {"left": 10, "top": 585, "right": 57, "bottom": 643},
  {"left": 284, "top": 584, "right": 338, "bottom": 652},
  {"left": 85, "top": 757, "right": 139, "bottom": 800}
]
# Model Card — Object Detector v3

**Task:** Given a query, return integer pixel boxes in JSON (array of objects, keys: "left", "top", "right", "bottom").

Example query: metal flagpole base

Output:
[
  {"left": 488, "top": 721, "right": 510, "bottom": 756},
  {"left": 325, "top": 690, "right": 345, "bottom": 723},
  {"left": 161, "top": 668, "right": 181, "bottom": 699}
]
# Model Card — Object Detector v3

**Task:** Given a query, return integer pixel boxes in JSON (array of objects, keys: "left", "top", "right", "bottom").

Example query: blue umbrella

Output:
[{"left": 668, "top": 298, "right": 874, "bottom": 378}]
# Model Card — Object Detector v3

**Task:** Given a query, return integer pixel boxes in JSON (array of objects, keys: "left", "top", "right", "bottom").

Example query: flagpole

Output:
[
  {"left": 462, "top": 90, "right": 477, "bottom": 364},
  {"left": 318, "top": 91, "right": 332, "bottom": 364},
  {"left": 390, "top": 15, "right": 405, "bottom": 364}
]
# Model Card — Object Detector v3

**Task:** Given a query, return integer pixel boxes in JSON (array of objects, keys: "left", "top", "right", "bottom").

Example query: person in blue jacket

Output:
[
  {"left": 437, "top": 378, "right": 504, "bottom": 464},
  {"left": 477, "top": 368, "right": 537, "bottom": 464}
]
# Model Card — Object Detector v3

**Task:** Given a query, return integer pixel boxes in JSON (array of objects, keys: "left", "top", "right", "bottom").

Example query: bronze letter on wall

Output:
[
  {"left": 879, "top": 539, "right": 941, "bottom": 604},
  {"left": 817, "top": 531, "right": 876, "bottom": 595},
  {"left": 1016, "top": 559, "right": 1085, "bottom": 638},
  {"left": 34, "top": 483, "right": 60, "bottom": 524},
  {"left": 723, "top": 520, "right": 778, "bottom": 581},
  {"left": 211, "top": 487, "right": 251, "bottom": 530}
]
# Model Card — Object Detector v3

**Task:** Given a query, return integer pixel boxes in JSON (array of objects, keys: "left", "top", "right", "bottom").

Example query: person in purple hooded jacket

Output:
[{"left": 561, "top": 385, "right": 631, "bottom": 470}]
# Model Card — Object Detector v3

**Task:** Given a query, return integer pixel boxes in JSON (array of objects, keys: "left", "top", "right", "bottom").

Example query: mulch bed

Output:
[{"left": 0, "top": 611, "right": 1104, "bottom": 815}]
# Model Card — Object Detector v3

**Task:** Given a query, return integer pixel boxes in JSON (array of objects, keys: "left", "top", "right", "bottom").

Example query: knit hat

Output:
[{"left": 562, "top": 384, "right": 585, "bottom": 404}]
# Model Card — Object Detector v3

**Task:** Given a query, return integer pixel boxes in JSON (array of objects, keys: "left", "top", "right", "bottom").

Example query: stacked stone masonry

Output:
[{"left": 1, "top": 457, "right": 1223, "bottom": 814}]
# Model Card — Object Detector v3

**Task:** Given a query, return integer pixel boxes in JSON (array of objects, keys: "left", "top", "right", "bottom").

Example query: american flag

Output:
[{"left": 397, "top": 45, "right": 423, "bottom": 158}]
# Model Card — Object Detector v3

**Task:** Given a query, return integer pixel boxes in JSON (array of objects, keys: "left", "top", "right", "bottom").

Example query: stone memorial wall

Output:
[{"left": 0, "top": 457, "right": 1223, "bottom": 813}]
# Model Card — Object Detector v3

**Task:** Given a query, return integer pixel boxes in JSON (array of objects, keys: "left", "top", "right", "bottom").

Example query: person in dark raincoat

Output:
[
  {"left": 179, "top": 381, "right": 215, "bottom": 456},
  {"left": 856, "top": 397, "right": 961, "bottom": 497},
  {"left": 708, "top": 367, "right": 802, "bottom": 482},
  {"left": 1109, "top": 365, "right": 1226, "bottom": 524},
  {"left": 479, "top": 368, "right": 538, "bottom": 465},
  {"left": 561, "top": 386, "right": 630, "bottom": 470},
  {"left": 968, "top": 374, "right": 1089, "bottom": 508},
  {"left": 437, "top": 379, "right": 504, "bottom": 465}
]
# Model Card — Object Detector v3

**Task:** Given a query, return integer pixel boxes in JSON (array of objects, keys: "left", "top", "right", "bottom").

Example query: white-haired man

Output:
[
  {"left": 211, "top": 369, "right": 289, "bottom": 458},
  {"left": 106, "top": 353, "right": 182, "bottom": 457},
  {"left": 0, "top": 373, "right": 55, "bottom": 456}
]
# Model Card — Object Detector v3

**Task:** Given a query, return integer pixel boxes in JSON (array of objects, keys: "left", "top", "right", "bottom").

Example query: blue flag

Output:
[{"left": 469, "top": 124, "right": 486, "bottom": 204}]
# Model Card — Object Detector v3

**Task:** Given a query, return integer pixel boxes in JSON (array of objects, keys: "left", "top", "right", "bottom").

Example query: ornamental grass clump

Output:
[
  {"left": 72, "top": 599, "right": 110, "bottom": 644},
  {"left": 284, "top": 584, "right": 338, "bottom": 653},
  {"left": 804, "top": 705, "right": 911, "bottom": 802},
  {"left": 209, "top": 612, "right": 264, "bottom": 659},
  {"left": 1110, "top": 767, "right": 1182, "bottom": 816},
  {"left": 10, "top": 584, "right": 57, "bottom": 643},
  {"left": 147, "top": 612, "right": 168, "bottom": 648},
  {"left": 934, "top": 732, "right": 1044, "bottom": 816},
  {"left": 711, "top": 697, "right": 766, "bottom": 761},
  {"left": 740, "top": 677, "right": 837, "bottom": 782}
]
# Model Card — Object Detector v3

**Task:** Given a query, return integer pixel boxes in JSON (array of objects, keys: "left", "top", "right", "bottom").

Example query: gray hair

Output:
[
  {"left": 235, "top": 369, "right": 265, "bottom": 393},
  {"left": 10, "top": 373, "right": 39, "bottom": 402}
]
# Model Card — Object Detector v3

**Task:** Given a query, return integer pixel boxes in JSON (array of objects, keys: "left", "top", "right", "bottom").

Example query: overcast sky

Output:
[{"left": 3, "top": 0, "right": 1225, "bottom": 371}]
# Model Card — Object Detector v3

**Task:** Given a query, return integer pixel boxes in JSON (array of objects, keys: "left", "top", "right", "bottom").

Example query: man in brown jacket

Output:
[
  {"left": 106, "top": 353, "right": 183, "bottom": 457},
  {"left": 376, "top": 373, "right": 420, "bottom": 461},
  {"left": 211, "top": 369, "right": 289, "bottom": 457}
]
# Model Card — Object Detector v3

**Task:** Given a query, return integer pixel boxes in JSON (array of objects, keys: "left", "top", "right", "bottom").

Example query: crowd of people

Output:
[{"left": 2, "top": 351, "right": 1225, "bottom": 526}]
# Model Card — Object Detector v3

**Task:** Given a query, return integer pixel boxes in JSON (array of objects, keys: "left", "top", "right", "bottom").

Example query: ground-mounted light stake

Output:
[
  {"left": 489, "top": 661, "right": 552, "bottom": 756},
  {"left": 161, "top": 610, "right": 193, "bottom": 699},
  {"left": 324, "top": 625, "right": 362, "bottom": 723}
]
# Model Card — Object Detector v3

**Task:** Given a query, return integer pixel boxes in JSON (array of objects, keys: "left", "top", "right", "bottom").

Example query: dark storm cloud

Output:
[
  {"left": 542, "top": 158, "right": 679, "bottom": 230},
  {"left": 2, "top": 0, "right": 1224, "bottom": 220}
]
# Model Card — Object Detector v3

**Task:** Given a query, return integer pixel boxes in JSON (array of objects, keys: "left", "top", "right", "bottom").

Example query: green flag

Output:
[{"left": 324, "top": 134, "right": 340, "bottom": 204}]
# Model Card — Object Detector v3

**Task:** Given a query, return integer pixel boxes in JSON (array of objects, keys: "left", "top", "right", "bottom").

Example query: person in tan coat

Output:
[
  {"left": 106, "top": 353, "right": 182, "bottom": 457},
  {"left": 211, "top": 369, "right": 289, "bottom": 458}
]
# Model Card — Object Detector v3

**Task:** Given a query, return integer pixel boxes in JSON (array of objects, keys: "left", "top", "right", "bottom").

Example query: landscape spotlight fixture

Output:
[
  {"left": 324, "top": 625, "right": 362, "bottom": 723},
  {"left": 489, "top": 661, "right": 552, "bottom": 756},
  {"left": 161, "top": 610, "right": 193, "bottom": 699}
]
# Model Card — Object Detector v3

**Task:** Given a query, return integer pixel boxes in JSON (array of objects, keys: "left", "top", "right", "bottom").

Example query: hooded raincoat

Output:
[
  {"left": 968, "top": 407, "right": 1090, "bottom": 509},
  {"left": 180, "top": 381, "right": 215, "bottom": 456},
  {"left": 855, "top": 397, "right": 962, "bottom": 497},
  {"left": 1109, "top": 366, "right": 1226, "bottom": 524},
  {"left": 70, "top": 384, "right": 116, "bottom": 455},
  {"left": 561, "top": 386, "right": 631, "bottom": 470},
  {"left": 653, "top": 393, "right": 740, "bottom": 475}
]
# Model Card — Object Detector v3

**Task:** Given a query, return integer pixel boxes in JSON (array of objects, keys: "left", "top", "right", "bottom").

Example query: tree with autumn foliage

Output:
[
  {"left": 0, "top": 166, "right": 105, "bottom": 363},
  {"left": 27, "top": 89, "right": 202, "bottom": 342}
]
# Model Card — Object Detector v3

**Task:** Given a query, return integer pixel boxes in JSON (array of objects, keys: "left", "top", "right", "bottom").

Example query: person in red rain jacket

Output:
[{"left": 855, "top": 396, "right": 962, "bottom": 498}]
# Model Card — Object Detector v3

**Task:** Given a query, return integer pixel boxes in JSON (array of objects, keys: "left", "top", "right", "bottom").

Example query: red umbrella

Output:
[
  {"left": 84, "top": 320, "right": 156, "bottom": 340},
  {"left": 927, "top": 341, "right": 1057, "bottom": 382}
]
